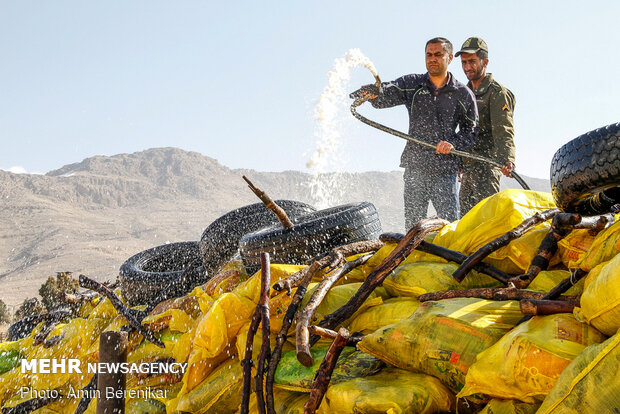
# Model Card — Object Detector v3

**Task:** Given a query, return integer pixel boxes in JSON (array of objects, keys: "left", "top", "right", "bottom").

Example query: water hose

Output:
[{"left": 350, "top": 73, "right": 531, "bottom": 190}]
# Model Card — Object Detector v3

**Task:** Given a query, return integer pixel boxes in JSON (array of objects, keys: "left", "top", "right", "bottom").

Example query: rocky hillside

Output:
[{"left": 0, "top": 148, "right": 550, "bottom": 307}]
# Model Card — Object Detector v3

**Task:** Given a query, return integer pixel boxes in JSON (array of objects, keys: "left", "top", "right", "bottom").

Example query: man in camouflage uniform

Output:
[{"left": 456, "top": 37, "right": 516, "bottom": 214}]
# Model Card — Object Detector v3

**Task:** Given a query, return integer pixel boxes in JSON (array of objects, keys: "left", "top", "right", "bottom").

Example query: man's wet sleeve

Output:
[
  {"left": 490, "top": 89, "right": 516, "bottom": 165},
  {"left": 370, "top": 77, "right": 409, "bottom": 108}
]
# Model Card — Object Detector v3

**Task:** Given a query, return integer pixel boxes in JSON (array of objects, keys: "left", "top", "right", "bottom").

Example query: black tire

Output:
[
  {"left": 199, "top": 200, "right": 316, "bottom": 275},
  {"left": 119, "top": 241, "right": 207, "bottom": 306},
  {"left": 551, "top": 122, "right": 620, "bottom": 215},
  {"left": 239, "top": 202, "right": 382, "bottom": 270}
]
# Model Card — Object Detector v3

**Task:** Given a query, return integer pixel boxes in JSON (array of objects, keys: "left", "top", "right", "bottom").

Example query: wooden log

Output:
[
  {"left": 243, "top": 175, "right": 294, "bottom": 228},
  {"left": 97, "top": 331, "right": 128, "bottom": 414},
  {"left": 79, "top": 275, "right": 164, "bottom": 348},
  {"left": 318, "top": 218, "right": 447, "bottom": 332},
  {"left": 520, "top": 299, "right": 579, "bottom": 315},
  {"left": 272, "top": 239, "right": 384, "bottom": 294},
  {"left": 296, "top": 254, "right": 372, "bottom": 367},
  {"left": 303, "top": 328, "right": 350, "bottom": 414},
  {"left": 380, "top": 233, "right": 512, "bottom": 284},
  {"left": 418, "top": 287, "right": 547, "bottom": 302},
  {"left": 240, "top": 286, "right": 264, "bottom": 414},
  {"left": 452, "top": 209, "right": 560, "bottom": 283},
  {"left": 308, "top": 325, "right": 363, "bottom": 346},
  {"left": 265, "top": 260, "right": 324, "bottom": 414},
  {"left": 74, "top": 374, "right": 98, "bottom": 414},
  {"left": 255, "top": 253, "right": 271, "bottom": 414}
]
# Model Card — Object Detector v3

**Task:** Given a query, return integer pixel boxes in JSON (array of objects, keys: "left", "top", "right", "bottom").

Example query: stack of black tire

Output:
[{"left": 118, "top": 201, "right": 382, "bottom": 306}]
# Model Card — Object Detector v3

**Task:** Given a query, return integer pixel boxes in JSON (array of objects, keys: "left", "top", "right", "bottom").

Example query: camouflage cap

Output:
[{"left": 455, "top": 37, "right": 488, "bottom": 57}]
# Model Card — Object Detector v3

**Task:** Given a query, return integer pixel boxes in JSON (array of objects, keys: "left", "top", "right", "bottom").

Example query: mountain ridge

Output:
[{"left": 0, "top": 147, "right": 550, "bottom": 307}]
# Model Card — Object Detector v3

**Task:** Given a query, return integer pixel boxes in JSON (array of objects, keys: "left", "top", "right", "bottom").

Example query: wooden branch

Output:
[
  {"left": 418, "top": 287, "right": 547, "bottom": 302},
  {"left": 33, "top": 320, "right": 60, "bottom": 346},
  {"left": 509, "top": 213, "right": 581, "bottom": 288},
  {"left": 256, "top": 254, "right": 271, "bottom": 414},
  {"left": 303, "top": 327, "right": 350, "bottom": 414},
  {"left": 453, "top": 209, "right": 560, "bottom": 283},
  {"left": 243, "top": 175, "right": 293, "bottom": 228},
  {"left": 575, "top": 213, "right": 614, "bottom": 232},
  {"left": 74, "top": 374, "right": 97, "bottom": 414},
  {"left": 380, "top": 233, "right": 512, "bottom": 284},
  {"left": 272, "top": 239, "right": 384, "bottom": 294},
  {"left": 520, "top": 299, "right": 579, "bottom": 315},
  {"left": 318, "top": 218, "right": 448, "bottom": 332},
  {"left": 265, "top": 260, "right": 324, "bottom": 414},
  {"left": 296, "top": 254, "right": 372, "bottom": 367},
  {"left": 79, "top": 275, "right": 164, "bottom": 348},
  {"left": 516, "top": 268, "right": 588, "bottom": 326},
  {"left": 2, "top": 395, "right": 62, "bottom": 414},
  {"left": 308, "top": 325, "right": 363, "bottom": 346},
  {"left": 240, "top": 292, "right": 263, "bottom": 414}
]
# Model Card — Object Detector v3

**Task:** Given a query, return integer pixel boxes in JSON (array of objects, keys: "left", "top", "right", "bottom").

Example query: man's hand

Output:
[
  {"left": 436, "top": 140, "right": 454, "bottom": 154},
  {"left": 349, "top": 84, "right": 380, "bottom": 100},
  {"left": 501, "top": 161, "right": 514, "bottom": 177}
]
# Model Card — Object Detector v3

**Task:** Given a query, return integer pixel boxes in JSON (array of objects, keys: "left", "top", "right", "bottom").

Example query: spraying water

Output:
[{"left": 306, "top": 49, "right": 378, "bottom": 208}]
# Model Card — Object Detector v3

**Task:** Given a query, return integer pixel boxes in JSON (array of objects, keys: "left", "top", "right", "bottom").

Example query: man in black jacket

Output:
[{"left": 354, "top": 37, "right": 478, "bottom": 229}]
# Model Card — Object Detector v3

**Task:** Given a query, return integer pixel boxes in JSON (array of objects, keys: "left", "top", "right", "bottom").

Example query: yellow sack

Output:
[
  {"left": 319, "top": 367, "right": 455, "bottom": 414},
  {"left": 358, "top": 298, "right": 523, "bottom": 394},
  {"left": 537, "top": 332, "right": 620, "bottom": 413},
  {"left": 575, "top": 218, "right": 620, "bottom": 271},
  {"left": 174, "top": 358, "right": 243, "bottom": 414},
  {"left": 383, "top": 262, "right": 500, "bottom": 298},
  {"left": 557, "top": 229, "right": 596, "bottom": 269},
  {"left": 433, "top": 189, "right": 556, "bottom": 256},
  {"left": 192, "top": 263, "right": 302, "bottom": 361},
  {"left": 478, "top": 399, "right": 540, "bottom": 414},
  {"left": 182, "top": 341, "right": 236, "bottom": 394},
  {"left": 576, "top": 252, "right": 620, "bottom": 335},
  {"left": 527, "top": 270, "right": 583, "bottom": 296},
  {"left": 458, "top": 314, "right": 606, "bottom": 403},
  {"left": 349, "top": 297, "right": 420, "bottom": 335}
]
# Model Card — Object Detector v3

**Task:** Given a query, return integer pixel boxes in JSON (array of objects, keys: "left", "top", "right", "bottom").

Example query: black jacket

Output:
[{"left": 371, "top": 72, "right": 478, "bottom": 175}]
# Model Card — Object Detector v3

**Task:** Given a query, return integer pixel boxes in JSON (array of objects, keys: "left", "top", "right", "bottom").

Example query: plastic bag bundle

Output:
[
  {"left": 349, "top": 297, "right": 420, "bottom": 335},
  {"left": 577, "top": 252, "right": 620, "bottom": 336},
  {"left": 358, "top": 298, "right": 523, "bottom": 393},
  {"left": 574, "top": 218, "right": 620, "bottom": 271},
  {"left": 458, "top": 314, "right": 606, "bottom": 402},
  {"left": 537, "top": 332, "right": 620, "bottom": 413},
  {"left": 173, "top": 357, "right": 243, "bottom": 414},
  {"left": 319, "top": 367, "right": 455, "bottom": 413},
  {"left": 432, "top": 189, "right": 556, "bottom": 257}
]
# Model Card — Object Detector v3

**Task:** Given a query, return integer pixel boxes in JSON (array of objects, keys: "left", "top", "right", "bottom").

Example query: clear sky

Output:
[{"left": 1, "top": 1, "right": 619, "bottom": 179}]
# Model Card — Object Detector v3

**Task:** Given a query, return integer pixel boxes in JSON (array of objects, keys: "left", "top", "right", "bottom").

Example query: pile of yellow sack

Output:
[{"left": 2, "top": 189, "right": 620, "bottom": 413}]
